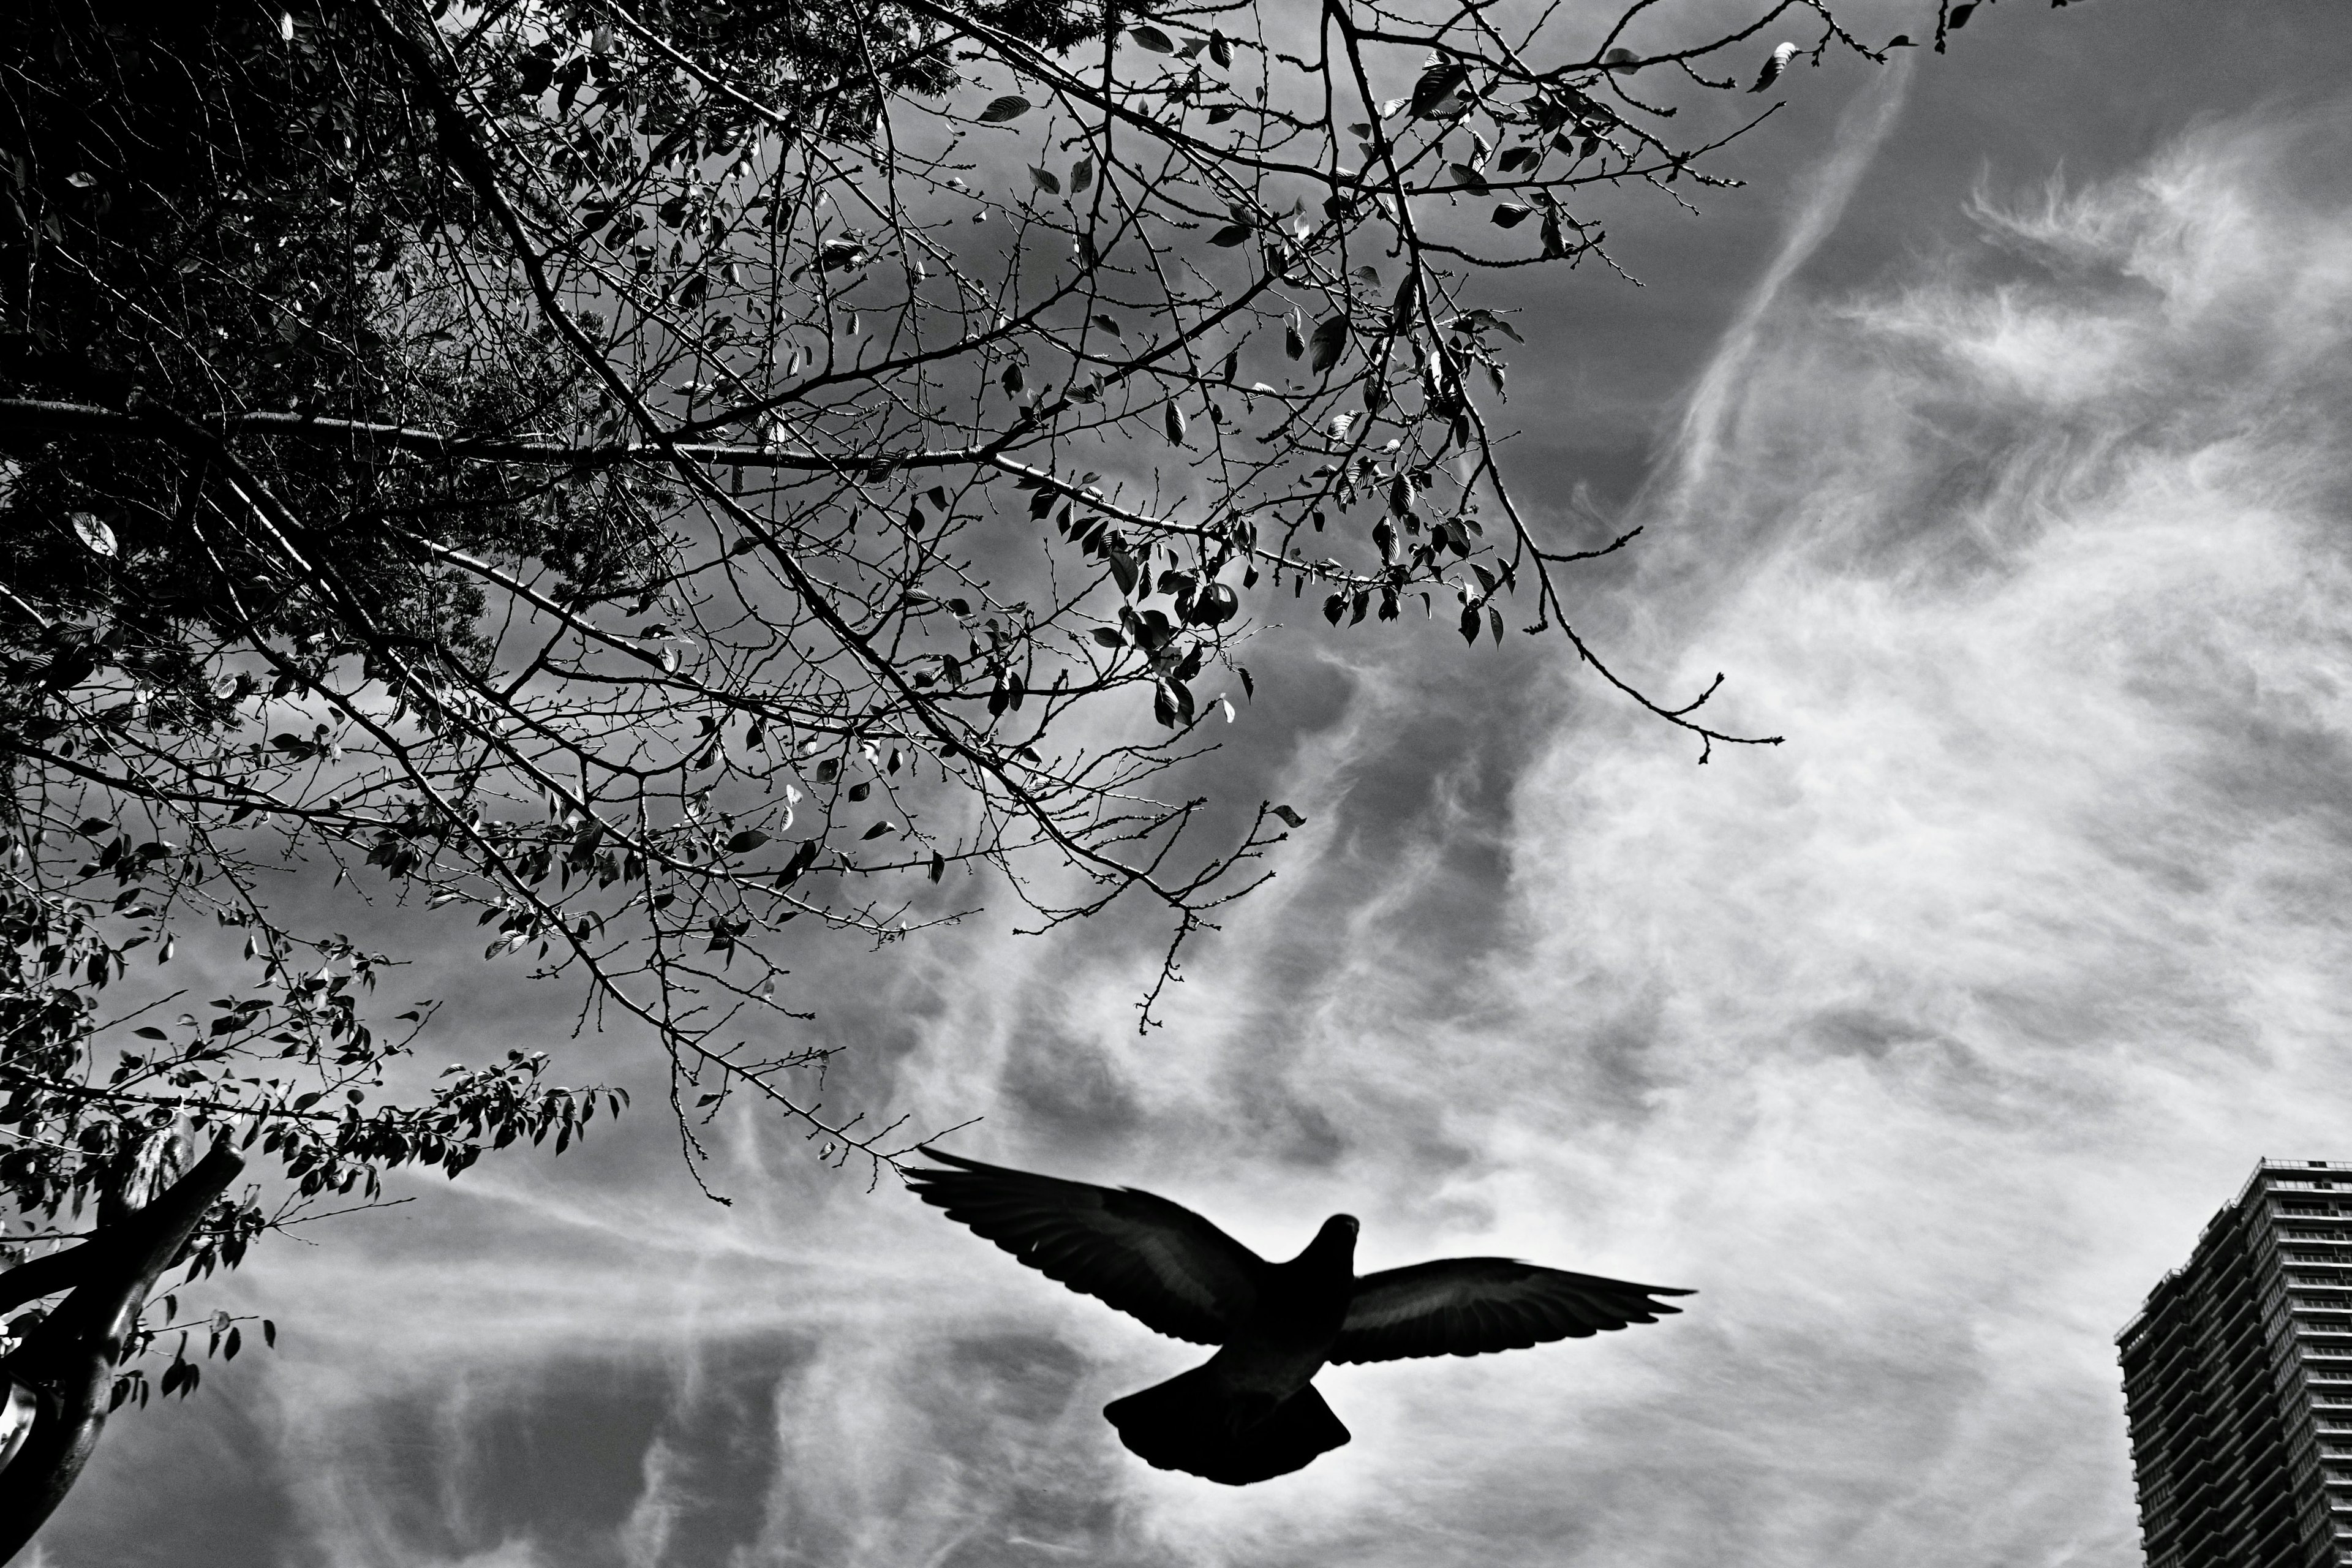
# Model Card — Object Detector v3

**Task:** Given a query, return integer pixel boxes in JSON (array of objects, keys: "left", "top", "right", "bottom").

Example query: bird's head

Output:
[{"left": 1301, "top": 1213, "right": 1359, "bottom": 1268}]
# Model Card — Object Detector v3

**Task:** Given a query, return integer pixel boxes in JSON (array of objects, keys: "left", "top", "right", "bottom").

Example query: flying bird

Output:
[
  {"left": 905, "top": 1147, "right": 1691, "bottom": 1485},
  {"left": 1750, "top": 40, "right": 1798, "bottom": 92}
]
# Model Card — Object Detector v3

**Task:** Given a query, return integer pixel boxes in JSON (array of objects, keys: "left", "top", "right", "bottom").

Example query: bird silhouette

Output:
[{"left": 904, "top": 1147, "right": 1692, "bottom": 1485}]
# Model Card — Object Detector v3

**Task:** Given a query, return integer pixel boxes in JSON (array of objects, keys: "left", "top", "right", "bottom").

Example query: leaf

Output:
[
  {"left": 778, "top": 839, "right": 822, "bottom": 886},
  {"left": 1209, "top": 29, "right": 1232, "bottom": 67},
  {"left": 1308, "top": 314, "right": 1349, "bottom": 372},
  {"left": 1164, "top": 401, "right": 1188, "bottom": 447},
  {"left": 725, "top": 830, "right": 771, "bottom": 853},
  {"left": 1269, "top": 804, "right": 1306, "bottom": 828},
  {"left": 1284, "top": 319, "right": 1305, "bottom": 360},
  {"left": 929, "top": 850, "right": 946, "bottom": 883},
  {"left": 846, "top": 780, "right": 872, "bottom": 801},
  {"left": 861, "top": 821, "right": 894, "bottom": 840},
  {"left": 1070, "top": 157, "right": 1094, "bottom": 193},
  {"left": 1461, "top": 603, "right": 1482, "bottom": 644},
  {"left": 1750, "top": 41, "right": 1797, "bottom": 92},
  {"left": 1491, "top": 203, "right": 1534, "bottom": 228},
  {"left": 1409, "top": 60, "right": 1470, "bottom": 119},
  {"left": 1091, "top": 627, "right": 1123, "bottom": 647},
  {"left": 1496, "top": 146, "right": 1539, "bottom": 172},
  {"left": 1128, "top": 24, "right": 1174, "bottom": 51},
  {"left": 71, "top": 512, "right": 117, "bottom": 558},
  {"left": 977, "top": 95, "right": 1031, "bottom": 123},
  {"left": 1030, "top": 164, "right": 1060, "bottom": 194},
  {"left": 1947, "top": 2, "right": 1976, "bottom": 27},
  {"left": 1208, "top": 224, "right": 1252, "bottom": 246},
  {"left": 1091, "top": 312, "right": 1124, "bottom": 338}
]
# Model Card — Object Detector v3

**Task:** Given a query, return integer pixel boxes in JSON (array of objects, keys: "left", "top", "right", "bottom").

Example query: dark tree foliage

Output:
[{"left": 0, "top": 0, "right": 2029, "bottom": 1536}]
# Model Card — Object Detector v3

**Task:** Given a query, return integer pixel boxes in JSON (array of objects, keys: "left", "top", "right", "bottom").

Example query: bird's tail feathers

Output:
[{"left": 1103, "top": 1366, "right": 1349, "bottom": 1485}]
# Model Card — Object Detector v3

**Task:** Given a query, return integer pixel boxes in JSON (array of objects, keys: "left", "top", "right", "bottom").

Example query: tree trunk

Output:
[{"left": 0, "top": 1142, "right": 242, "bottom": 1561}]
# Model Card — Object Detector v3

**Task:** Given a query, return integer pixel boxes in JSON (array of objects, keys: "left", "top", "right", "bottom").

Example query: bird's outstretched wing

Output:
[
  {"left": 1330, "top": 1259, "right": 1691, "bottom": 1363},
  {"left": 905, "top": 1147, "right": 1264, "bottom": 1344}
]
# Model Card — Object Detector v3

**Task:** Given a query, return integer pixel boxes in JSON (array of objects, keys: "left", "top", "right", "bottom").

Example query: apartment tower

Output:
[{"left": 2119, "top": 1158, "right": 2352, "bottom": 1567}]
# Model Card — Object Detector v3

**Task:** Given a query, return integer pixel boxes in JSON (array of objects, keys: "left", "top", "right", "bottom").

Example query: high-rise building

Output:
[{"left": 2117, "top": 1159, "right": 2352, "bottom": 1568}]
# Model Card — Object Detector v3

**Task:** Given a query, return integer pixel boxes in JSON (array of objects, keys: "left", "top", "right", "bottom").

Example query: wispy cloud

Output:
[
  {"left": 1474, "top": 107, "right": 2352, "bottom": 1566},
  {"left": 1668, "top": 51, "right": 1915, "bottom": 502}
]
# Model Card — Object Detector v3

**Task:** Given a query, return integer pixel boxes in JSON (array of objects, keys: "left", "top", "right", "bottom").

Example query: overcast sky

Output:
[{"left": 36, "top": 2, "right": 2352, "bottom": 1565}]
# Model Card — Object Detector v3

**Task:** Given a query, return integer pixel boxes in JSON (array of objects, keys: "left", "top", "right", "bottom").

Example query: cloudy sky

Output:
[{"left": 36, "top": 2, "right": 2352, "bottom": 1564}]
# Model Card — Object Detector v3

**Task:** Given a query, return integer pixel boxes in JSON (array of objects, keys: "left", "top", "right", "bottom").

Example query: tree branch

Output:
[{"left": 0, "top": 1142, "right": 242, "bottom": 1557}]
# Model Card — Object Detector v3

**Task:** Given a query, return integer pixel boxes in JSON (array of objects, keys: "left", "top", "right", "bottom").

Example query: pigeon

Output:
[
  {"left": 1750, "top": 40, "right": 1799, "bottom": 92},
  {"left": 904, "top": 1147, "right": 1691, "bottom": 1485}
]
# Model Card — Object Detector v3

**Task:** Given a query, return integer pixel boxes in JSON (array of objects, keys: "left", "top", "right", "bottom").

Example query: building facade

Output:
[{"left": 2118, "top": 1159, "right": 2352, "bottom": 1568}]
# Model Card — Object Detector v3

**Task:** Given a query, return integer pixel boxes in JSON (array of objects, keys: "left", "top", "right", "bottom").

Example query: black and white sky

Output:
[{"left": 36, "top": 1, "right": 2352, "bottom": 1563}]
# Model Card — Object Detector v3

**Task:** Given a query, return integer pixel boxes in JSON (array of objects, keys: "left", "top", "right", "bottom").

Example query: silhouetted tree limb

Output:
[{"left": 0, "top": 1142, "right": 241, "bottom": 1561}]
